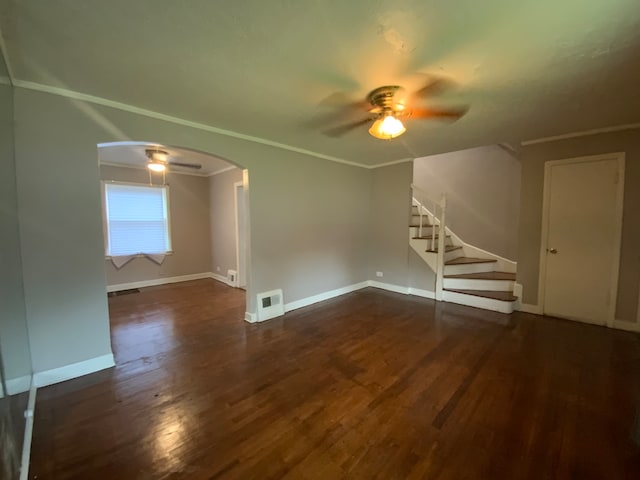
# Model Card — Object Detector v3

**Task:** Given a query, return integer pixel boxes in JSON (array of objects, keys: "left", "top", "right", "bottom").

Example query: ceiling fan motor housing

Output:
[{"left": 367, "top": 85, "right": 404, "bottom": 115}]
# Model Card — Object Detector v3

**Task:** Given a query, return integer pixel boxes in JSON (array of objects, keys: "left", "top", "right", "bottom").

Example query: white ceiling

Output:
[
  {"left": 2, "top": 0, "right": 640, "bottom": 166},
  {"left": 98, "top": 143, "right": 236, "bottom": 176}
]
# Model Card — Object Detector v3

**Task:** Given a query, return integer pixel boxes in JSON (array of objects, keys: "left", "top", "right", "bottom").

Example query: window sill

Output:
[{"left": 105, "top": 251, "right": 174, "bottom": 260}]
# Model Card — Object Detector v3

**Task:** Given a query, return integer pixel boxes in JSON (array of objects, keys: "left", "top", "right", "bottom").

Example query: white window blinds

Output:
[{"left": 104, "top": 183, "right": 171, "bottom": 256}]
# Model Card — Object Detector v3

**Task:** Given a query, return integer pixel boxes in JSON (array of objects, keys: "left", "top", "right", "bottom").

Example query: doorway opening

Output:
[
  {"left": 538, "top": 152, "right": 624, "bottom": 327},
  {"left": 97, "top": 140, "right": 251, "bottom": 318}
]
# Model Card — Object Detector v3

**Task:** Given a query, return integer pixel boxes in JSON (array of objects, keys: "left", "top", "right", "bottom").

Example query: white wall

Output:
[
  {"left": 13, "top": 88, "right": 372, "bottom": 375},
  {"left": 413, "top": 145, "right": 521, "bottom": 260},
  {"left": 369, "top": 163, "right": 415, "bottom": 286},
  {"left": 209, "top": 168, "right": 243, "bottom": 278},
  {"left": 0, "top": 80, "right": 32, "bottom": 384}
]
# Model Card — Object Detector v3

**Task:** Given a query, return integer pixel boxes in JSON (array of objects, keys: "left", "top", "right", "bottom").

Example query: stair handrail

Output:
[{"left": 410, "top": 184, "right": 447, "bottom": 300}]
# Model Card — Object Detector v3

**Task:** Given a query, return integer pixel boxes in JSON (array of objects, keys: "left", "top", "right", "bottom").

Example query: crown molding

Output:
[
  {"left": 12, "top": 79, "right": 395, "bottom": 170},
  {"left": 208, "top": 165, "right": 239, "bottom": 177},
  {"left": 370, "top": 157, "right": 413, "bottom": 169},
  {"left": 521, "top": 123, "right": 640, "bottom": 146}
]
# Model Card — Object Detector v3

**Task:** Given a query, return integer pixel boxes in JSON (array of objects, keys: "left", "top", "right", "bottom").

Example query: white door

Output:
[
  {"left": 235, "top": 181, "right": 247, "bottom": 288},
  {"left": 541, "top": 154, "right": 624, "bottom": 326}
]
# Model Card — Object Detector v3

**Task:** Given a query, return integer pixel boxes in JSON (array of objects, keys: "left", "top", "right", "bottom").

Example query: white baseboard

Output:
[
  {"left": 368, "top": 281, "right": 410, "bottom": 295},
  {"left": 244, "top": 311, "right": 257, "bottom": 323},
  {"left": 33, "top": 353, "right": 115, "bottom": 388},
  {"left": 107, "top": 272, "right": 213, "bottom": 292},
  {"left": 284, "top": 281, "right": 369, "bottom": 313},
  {"left": 19, "top": 385, "right": 37, "bottom": 480},
  {"left": 517, "top": 302, "right": 543, "bottom": 314},
  {"left": 4, "top": 375, "right": 32, "bottom": 396},
  {"left": 408, "top": 287, "right": 436, "bottom": 299},
  {"left": 612, "top": 319, "right": 640, "bottom": 333},
  {"left": 211, "top": 272, "right": 236, "bottom": 287}
]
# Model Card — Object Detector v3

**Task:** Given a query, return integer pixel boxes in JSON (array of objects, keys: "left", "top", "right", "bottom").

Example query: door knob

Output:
[{"left": 547, "top": 248, "right": 558, "bottom": 254}]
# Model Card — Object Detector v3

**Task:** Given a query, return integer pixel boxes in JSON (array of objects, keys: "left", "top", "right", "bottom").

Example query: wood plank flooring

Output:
[{"left": 30, "top": 280, "right": 640, "bottom": 479}]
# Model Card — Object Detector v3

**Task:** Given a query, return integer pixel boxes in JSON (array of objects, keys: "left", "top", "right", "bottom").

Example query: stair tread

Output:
[
  {"left": 426, "top": 246, "right": 462, "bottom": 253},
  {"left": 409, "top": 224, "right": 436, "bottom": 228},
  {"left": 444, "top": 271, "right": 516, "bottom": 280},
  {"left": 445, "top": 288, "right": 518, "bottom": 302},
  {"left": 445, "top": 257, "right": 497, "bottom": 265},
  {"left": 411, "top": 234, "right": 451, "bottom": 239}
]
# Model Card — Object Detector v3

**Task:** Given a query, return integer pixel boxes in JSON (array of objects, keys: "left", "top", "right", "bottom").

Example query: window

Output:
[{"left": 103, "top": 182, "right": 171, "bottom": 256}]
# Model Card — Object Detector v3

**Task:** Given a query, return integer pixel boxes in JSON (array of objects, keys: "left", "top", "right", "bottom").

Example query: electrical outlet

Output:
[
  {"left": 216, "top": 266, "right": 221, "bottom": 272},
  {"left": 376, "top": 271, "right": 383, "bottom": 278}
]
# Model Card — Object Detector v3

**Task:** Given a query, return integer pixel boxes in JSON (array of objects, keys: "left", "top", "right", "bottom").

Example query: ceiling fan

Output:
[
  {"left": 323, "top": 77, "right": 468, "bottom": 140},
  {"left": 144, "top": 148, "right": 202, "bottom": 172}
]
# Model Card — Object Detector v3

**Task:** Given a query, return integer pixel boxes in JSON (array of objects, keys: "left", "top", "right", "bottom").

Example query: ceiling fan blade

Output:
[
  {"left": 319, "top": 92, "right": 370, "bottom": 110},
  {"left": 407, "top": 106, "right": 469, "bottom": 121},
  {"left": 413, "top": 76, "right": 456, "bottom": 99},
  {"left": 323, "top": 118, "right": 372, "bottom": 137},
  {"left": 167, "top": 161, "right": 202, "bottom": 170}
]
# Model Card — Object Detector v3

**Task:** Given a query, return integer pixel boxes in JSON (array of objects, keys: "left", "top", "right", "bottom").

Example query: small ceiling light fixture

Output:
[{"left": 368, "top": 113, "right": 407, "bottom": 140}]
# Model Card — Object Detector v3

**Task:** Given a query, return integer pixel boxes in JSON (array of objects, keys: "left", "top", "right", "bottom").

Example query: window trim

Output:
[{"left": 101, "top": 180, "right": 173, "bottom": 258}]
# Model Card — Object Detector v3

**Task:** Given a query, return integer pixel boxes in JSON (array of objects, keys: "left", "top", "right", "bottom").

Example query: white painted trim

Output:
[
  {"left": 444, "top": 278, "right": 514, "bottom": 291},
  {"left": 442, "top": 290, "right": 515, "bottom": 314},
  {"left": 107, "top": 272, "right": 213, "bottom": 292},
  {"left": 284, "top": 282, "right": 369, "bottom": 313},
  {"left": 211, "top": 272, "right": 235, "bottom": 287},
  {"left": 13, "top": 80, "right": 370, "bottom": 169},
  {"left": 517, "top": 303, "right": 543, "bottom": 315},
  {"left": 33, "top": 353, "right": 115, "bottom": 388},
  {"left": 370, "top": 157, "right": 413, "bottom": 169},
  {"left": 4, "top": 375, "right": 32, "bottom": 395},
  {"left": 612, "top": 319, "right": 640, "bottom": 333},
  {"left": 19, "top": 385, "right": 37, "bottom": 480},
  {"left": 408, "top": 287, "right": 436, "bottom": 299},
  {"left": 513, "top": 282, "right": 523, "bottom": 299},
  {"left": 233, "top": 181, "right": 247, "bottom": 289},
  {"left": 244, "top": 311, "right": 257, "bottom": 323},
  {"left": 208, "top": 165, "right": 238, "bottom": 177},
  {"left": 522, "top": 123, "right": 640, "bottom": 146},
  {"left": 537, "top": 152, "right": 625, "bottom": 328},
  {"left": 368, "top": 281, "right": 410, "bottom": 295}
]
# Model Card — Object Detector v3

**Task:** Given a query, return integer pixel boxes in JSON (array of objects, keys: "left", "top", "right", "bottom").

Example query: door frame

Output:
[
  {"left": 234, "top": 180, "right": 246, "bottom": 288},
  {"left": 537, "top": 152, "right": 625, "bottom": 327}
]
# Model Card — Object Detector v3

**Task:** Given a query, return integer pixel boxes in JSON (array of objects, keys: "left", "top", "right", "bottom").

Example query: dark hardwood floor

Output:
[{"left": 30, "top": 280, "right": 640, "bottom": 479}]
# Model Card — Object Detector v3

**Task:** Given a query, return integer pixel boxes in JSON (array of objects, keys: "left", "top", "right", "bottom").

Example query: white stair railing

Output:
[{"left": 410, "top": 184, "right": 447, "bottom": 300}]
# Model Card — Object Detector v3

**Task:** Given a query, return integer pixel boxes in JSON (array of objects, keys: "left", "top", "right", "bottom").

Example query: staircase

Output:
[{"left": 410, "top": 186, "right": 518, "bottom": 314}]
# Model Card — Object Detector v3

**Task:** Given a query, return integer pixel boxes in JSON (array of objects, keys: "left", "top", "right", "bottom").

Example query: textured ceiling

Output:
[
  {"left": 98, "top": 143, "right": 235, "bottom": 176},
  {"left": 2, "top": 0, "right": 640, "bottom": 166}
]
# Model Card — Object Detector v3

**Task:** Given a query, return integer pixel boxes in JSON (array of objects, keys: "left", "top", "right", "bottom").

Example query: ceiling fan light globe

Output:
[
  {"left": 369, "top": 115, "right": 406, "bottom": 140},
  {"left": 147, "top": 162, "right": 166, "bottom": 172}
]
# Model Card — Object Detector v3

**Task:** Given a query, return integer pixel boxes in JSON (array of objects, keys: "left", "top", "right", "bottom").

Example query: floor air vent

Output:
[
  {"left": 107, "top": 288, "right": 140, "bottom": 297},
  {"left": 256, "top": 289, "right": 285, "bottom": 322}
]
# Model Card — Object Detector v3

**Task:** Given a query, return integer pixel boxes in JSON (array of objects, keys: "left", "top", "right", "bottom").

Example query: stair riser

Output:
[
  {"left": 444, "top": 262, "right": 496, "bottom": 276},
  {"left": 443, "top": 278, "right": 515, "bottom": 291},
  {"left": 428, "top": 249, "right": 463, "bottom": 263},
  {"left": 442, "top": 290, "right": 515, "bottom": 314},
  {"left": 409, "top": 228, "right": 453, "bottom": 247}
]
